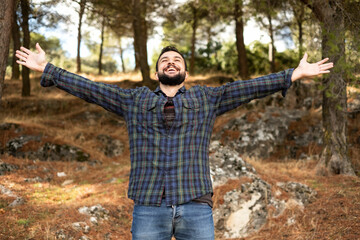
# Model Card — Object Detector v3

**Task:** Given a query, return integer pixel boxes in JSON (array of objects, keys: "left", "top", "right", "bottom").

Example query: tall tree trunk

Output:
[
  {"left": 267, "top": 13, "right": 276, "bottom": 72},
  {"left": 12, "top": 4, "right": 21, "bottom": 80},
  {"left": 98, "top": 16, "right": 105, "bottom": 75},
  {"left": 20, "top": 0, "right": 30, "bottom": 97},
  {"left": 77, "top": 0, "right": 86, "bottom": 73},
  {"left": 317, "top": 3, "right": 354, "bottom": 176},
  {"left": 0, "top": 0, "right": 15, "bottom": 101},
  {"left": 119, "top": 41, "right": 126, "bottom": 73},
  {"left": 265, "top": 0, "right": 275, "bottom": 72},
  {"left": 300, "top": 0, "right": 355, "bottom": 175},
  {"left": 293, "top": 2, "right": 305, "bottom": 107},
  {"left": 190, "top": 5, "right": 198, "bottom": 75},
  {"left": 234, "top": 0, "right": 249, "bottom": 79},
  {"left": 132, "top": 0, "right": 151, "bottom": 86},
  {"left": 295, "top": 3, "right": 304, "bottom": 61}
]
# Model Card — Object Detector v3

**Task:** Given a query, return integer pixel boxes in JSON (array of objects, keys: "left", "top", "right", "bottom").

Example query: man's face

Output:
[{"left": 156, "top": 51, "right": 188, "bottom": 86}]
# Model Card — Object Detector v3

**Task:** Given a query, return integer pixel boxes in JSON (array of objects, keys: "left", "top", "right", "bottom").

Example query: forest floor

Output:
[{"left": 0, "top": 74, "right": 359, "bottom": 240}]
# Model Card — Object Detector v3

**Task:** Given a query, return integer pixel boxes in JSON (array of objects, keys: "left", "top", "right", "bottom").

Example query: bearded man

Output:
[{"left": 16, "top": 44, "right": 333, "bottom": 240}]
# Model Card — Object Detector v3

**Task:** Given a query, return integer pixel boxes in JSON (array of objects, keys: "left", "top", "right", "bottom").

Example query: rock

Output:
[
  {"left": 9, "top": 197, "right": 24, "bottom": 207},
  {"left": 277, "top": 182, "right": 317, "bottom": 206},
  {"left": 0, "top": 185, "right": 17, "bottom": 198},
  {"left": 0, "top": 161, "right": 19, "bottom": 175},
  {"left": 104, "top": 233, "right": 111, "bottom": 240},
  {"left": 79, "top": 236, "right": 90, "bottom": 240},
  {"left": 55, "top": 229, "right": 67, "bottom": 240},
  {"left": 213, "top": 176, "right": 271, "bottom": 239},
  {"left": 71, "top": 222, "right": 90, "bottom": 233},
  {"left": 24, "top": 176, "right": 43, "bottom": 183},
  {"left": 3, "top": 135, "right": 94, "bottom": 163},
  {"left": 209, "top": 143, "right": 256, "bottom": 187},
  {"left": 0, "top": 123, "right": 22, "bottom": 131},
  {"left": 209, "top": 143, "right": 318, "bottom": 239},
  {"left": 35, "top": 142, "right": 90, "bottom": 162},
  {"left": 213, "top": 108, "right": 304, "bottom": 159},
  {"left": 96, "top": 134, "right": 124, "bottom": 158},
  {"left": 90, "top": 216, "right": 98, "bottom": 225},
  {"left": 78, "top": 204, "right": 109, "bottom": 225},
  {"left": 61, "top": 180, "right": 74, "bottom": 186},
  {"left": 57, "top": 172, "right": 67, "bottom": 177}
]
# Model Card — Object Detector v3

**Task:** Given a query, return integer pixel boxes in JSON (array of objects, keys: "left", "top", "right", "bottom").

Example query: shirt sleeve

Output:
[
  {"left": 40, "top": 63, "right": 133, "bottom": 117},
  {"left": 205, "top": 69, "right": 294, "bottom": 116}
]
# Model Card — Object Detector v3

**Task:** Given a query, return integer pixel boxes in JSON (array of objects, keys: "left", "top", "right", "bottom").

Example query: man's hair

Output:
[{"left": 155, "top": 46, "right": 188, "bottom": 72}]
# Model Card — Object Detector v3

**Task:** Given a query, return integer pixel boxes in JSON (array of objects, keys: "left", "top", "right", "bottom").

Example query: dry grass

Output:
[{"left": 1, "top": 76, "right": 360, "bottom": 239}]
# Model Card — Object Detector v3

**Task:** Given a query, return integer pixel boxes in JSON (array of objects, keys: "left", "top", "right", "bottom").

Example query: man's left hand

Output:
[{"left": 291, "top": 53, "right": 334, "bottom": 82}]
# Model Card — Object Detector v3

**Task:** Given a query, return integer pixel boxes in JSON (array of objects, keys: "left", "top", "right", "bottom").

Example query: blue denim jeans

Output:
[{"left": 131, "top": 200, "right": 214, "bottom": 240}]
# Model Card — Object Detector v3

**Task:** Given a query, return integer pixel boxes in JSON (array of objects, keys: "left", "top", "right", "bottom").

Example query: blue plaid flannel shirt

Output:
[{"left": 41, "top": 63, "right": 294, "bottom": 206}]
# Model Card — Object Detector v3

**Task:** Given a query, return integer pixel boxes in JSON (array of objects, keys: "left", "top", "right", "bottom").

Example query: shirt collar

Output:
[{"left": 154, "top": 86, "right": 186, "bottom": 97}]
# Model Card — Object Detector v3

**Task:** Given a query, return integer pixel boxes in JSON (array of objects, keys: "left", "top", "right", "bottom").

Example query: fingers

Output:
[
  {"left": 317, "top": 57, "right": 330, "bottom": 65},
  {"left": 36, "top": 43, "right": 44, "bottom": 54},
  {"left": 15, "top": 52, "right": 27, "bottom": 62},
  {"left": 20, "top": 46, "right": 31, "bottom": 54},
  {"left": 16, "top": 60, "right": 26, "bottom": 66},
  {"left": 321, "top": 62, "right": 334, "bottom": 70},
  {"left": 302, "top": 52, "right": 308, "bottom": 60}
]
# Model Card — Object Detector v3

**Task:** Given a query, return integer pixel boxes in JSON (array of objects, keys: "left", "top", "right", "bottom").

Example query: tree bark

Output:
[
  {"left": 20, "top": 0, "right": 30, "bottom": 97},
  {"left": 318, "top": 3, "right": 354, "bottom": 176},
  {"left": 132, "top": 0, "right": 151, "bottom": 86},
  {"left": 234, "top": 0, "right": 249, "bottom": 79},
  {"left": 11, "top": 3, "right": 21, "bottom": 80},
  {"left": 267, "top": 7, "right": 276, "bottom": 72},
  {"left": 0, "top": 0, "right": 15, "bottom": 101},
  {"left": 98, "top": 16, "right": 105, "bottom": 75},
  {"left": 190, "top": 4, "right": 198, "bottom": 75},
  {"left": 300, "top": 0, "right": 355, "bottom": 175},
  {"left": 119, "top": 42, "right": 126, "bottom": 73},
  {"left": 77, "top": 0, "right": 86, "bottom": 73}
]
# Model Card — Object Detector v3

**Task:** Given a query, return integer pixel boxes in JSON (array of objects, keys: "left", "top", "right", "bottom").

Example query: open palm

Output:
[
  {"left": 16, "top": 43, "right": 48, "bottom": 72},
  {"left": 292, "top": 53, "right": 334, "bottom": 81}
]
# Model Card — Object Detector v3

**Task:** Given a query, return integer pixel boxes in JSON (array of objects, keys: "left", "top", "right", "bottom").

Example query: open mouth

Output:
[{"left": 164, "top": 65, "right": 180, "bottom": 73}]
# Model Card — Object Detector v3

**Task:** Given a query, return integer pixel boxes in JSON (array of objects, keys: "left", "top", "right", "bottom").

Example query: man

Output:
[{"left": 16, "top": 43, "right": 333, "bottom": 240}]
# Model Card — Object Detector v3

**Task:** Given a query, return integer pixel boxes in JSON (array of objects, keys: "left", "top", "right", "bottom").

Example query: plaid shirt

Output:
[{"left": 41, "top": 63, "right": 293, "bottom": 206}]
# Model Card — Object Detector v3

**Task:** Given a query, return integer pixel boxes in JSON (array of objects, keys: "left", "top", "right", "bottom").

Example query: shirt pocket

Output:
[
  {"left": 135, "top": 99, "right": 163, "bottom": 137},
  {"left": 176, "top": 98, "right": 204, "bottom": 134}
]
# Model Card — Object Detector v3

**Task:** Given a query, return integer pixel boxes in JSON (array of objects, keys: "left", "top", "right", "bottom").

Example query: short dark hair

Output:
[{"left": 155, "top": 46, "right": 188, "bottom": 72}]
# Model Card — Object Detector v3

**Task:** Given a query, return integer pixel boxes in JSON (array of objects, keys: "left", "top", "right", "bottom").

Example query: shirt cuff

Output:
[
  {"left": 40, "top": 63, "right": 57, "bottom": 87},
  {"left": 281, "top": 68, "right": 294, "bottom": 97}
]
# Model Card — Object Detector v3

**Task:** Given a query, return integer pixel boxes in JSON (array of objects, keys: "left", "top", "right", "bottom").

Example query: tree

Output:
[
  {"left": 251, "top": 0, "right": 283, "bottom": 72},
  {"left": 300, "top": 0, "right": 356, "bottom": 176},
  {"left": 132, "top": 0, "right": 151, "bottom": 85},
  {"left": 76, "top": 0, "right": 86, "bottom": 73},
  {"left": 11, "top": 2, "right": 21, "bottom": 80},
  {"left": 20, "top": 0, "right": 31, "bottom": 97},
  {"left": 0, "top": 0, "right": 15, "bottom": 101},
  {"left": 234, "top": 0, "right": 248, "bottom": 79}
]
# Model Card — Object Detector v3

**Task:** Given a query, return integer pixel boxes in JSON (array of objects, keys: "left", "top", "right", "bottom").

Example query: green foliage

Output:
[
  {"left": 17, "top": 219, "right": 31, "bottom": 227},
  {"left": 217, "top": 41, "right": 298, "bottom": 76},
  {"left": 30, "top": 32, "right": 63, "bottom": 61}
]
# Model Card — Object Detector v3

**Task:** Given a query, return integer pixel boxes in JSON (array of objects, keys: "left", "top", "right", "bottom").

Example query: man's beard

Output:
[{"left": 158, "top": 71, "right": 186, "bottom": 86}]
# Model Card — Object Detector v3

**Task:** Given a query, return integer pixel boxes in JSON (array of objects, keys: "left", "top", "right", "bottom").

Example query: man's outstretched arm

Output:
[
  {"left": 15, "top": 43, "right": 134, "bottom": 118},
  {"left": 16, "top": 43, "right": 47, "bottom": 72},
  {"left": 291, "top": 53, "right": 333, "bottom": 82}
]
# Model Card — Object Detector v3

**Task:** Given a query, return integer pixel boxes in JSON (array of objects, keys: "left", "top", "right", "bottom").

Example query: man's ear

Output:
[
  {"left": 155, "top": 72, "right": 159, "bottom": 81},
  {"left": 185, "top": 71, "right": 189, "bottom": 80}
]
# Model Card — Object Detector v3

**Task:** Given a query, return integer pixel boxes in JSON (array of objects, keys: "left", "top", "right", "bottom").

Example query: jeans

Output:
[{"left": 131, "top": 200, "right": 214, "bottom": 240}]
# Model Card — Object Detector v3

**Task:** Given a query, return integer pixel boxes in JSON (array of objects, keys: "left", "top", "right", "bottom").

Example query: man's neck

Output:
[{"left": 159, "top": 82, "right": 184, "bottom": 97}]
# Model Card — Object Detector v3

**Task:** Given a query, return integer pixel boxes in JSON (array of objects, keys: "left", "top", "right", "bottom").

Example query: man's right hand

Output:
[{"left": 16, "top": 43, "right": 48, "bottom": 73}]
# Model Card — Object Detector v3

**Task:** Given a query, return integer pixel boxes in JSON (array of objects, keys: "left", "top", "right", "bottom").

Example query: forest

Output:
[{"left": 0, "top": 0, "right": 360, "bottom": 239}]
